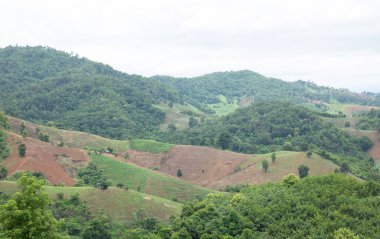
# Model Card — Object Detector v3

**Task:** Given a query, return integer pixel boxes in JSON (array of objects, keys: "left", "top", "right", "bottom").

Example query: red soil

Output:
[{"left": 3, "top": 132, "right": 89, "bottom": 186}]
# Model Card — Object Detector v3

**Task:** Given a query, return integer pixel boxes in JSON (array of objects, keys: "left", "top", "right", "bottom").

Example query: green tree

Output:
[
  {"left": 20, "top": 122, "right": 28, "bottom": 138},
  {"left": 261, "top": 160, "right": 269, "bottom": 173},
  {"left": 0, "top": 166, "right": 7, "bottom": 180},
  {"left": 167, "top": 123, "right": 177, "bottom": 132},
  {"left": 298, "top": 164, "right": 309, "bottom": 178},
  {"left": 0, "top": 174, "right": 63, "bottom": 239},
  {"left": 0, "top": 111, "right": 8, "bottom": 128},
  {"left": 217, "top": 132, "right": 231, "bottom": 150},
  {"left": 340, "top": 163, "right": 350, "bottom": 174},
  {"left": 189, "top": 116, "right": 198, "bottom": 128},
  {"left": 176, "top": 168, "right": 183, "bottom": 177},
  {"left": 18, "top": 143, "right": 26, "bottom": 157},
  {"left": 334, "top": 228, "right": 359, "bottom": 239},
  {"left": 306, "top": 151, "right": 312, "bottom": 158},
  {"left": 271, "top": 152, "right": 276, "bottom": 163},
  {"left": 82, "top": 212, "right": 112, "bottom": 239}
]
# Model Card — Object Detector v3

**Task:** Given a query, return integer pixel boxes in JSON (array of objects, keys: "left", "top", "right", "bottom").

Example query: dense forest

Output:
[
  {"left": 1, "top": 46, "right": 380, "bottom": 140},
  {"left": 356, "top": 108, "right": 380, "bottom": 132},
  {"left": 0, "top": 46, "right": 180, "bottom": 139},
  {"left": 154, "top": 71, "right": 380, "bottom": 109},
  {"left": 1, "top": 173, "right": 380, "bottom": 238},
  {"left": 158, "top": 102, "right": 377, "bottom": 180}
]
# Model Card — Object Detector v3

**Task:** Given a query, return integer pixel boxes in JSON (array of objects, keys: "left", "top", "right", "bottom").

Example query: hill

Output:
[
  {"left": 153, "top": 70, "right": 380, "bottom": 113},
  {"left": 1, "top": 46, "right": 380, "bottom": 139},
  {"left": 158, "top": 102, "right": 378, "bottom": 180},
  {"left": 126, "top": 145, "right": 339, "bottom": 190},
  {"left": 0, "top": 181, "right": 181, "bottom": 222},
  {"left": 0, "top": 46, "right": 180, "bottom": 139}
]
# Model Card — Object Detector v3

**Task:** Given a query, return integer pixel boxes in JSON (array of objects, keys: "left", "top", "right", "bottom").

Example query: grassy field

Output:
[
  {"left": 154, "top": 102, "right": 205, "bottom": 130},
  {"left": 0, "top": 181, "right": 181, "bottom": 222},
  {"left": 209, "top": 95, "right": 240, "bottom": 116},
  {"left": 240, "top": 151, "right": 339, "bottom": 179},
  {"left": 130, "top": 139, "right": 174, "bottom": 154},
  {"left": 91, "top": 154, "right": 214, "bottom": 202}
]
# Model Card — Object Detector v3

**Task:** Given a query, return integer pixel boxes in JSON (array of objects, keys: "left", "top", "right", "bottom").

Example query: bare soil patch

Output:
[{"left": 3, "top": 132, "right": 89, "bottom": 186}]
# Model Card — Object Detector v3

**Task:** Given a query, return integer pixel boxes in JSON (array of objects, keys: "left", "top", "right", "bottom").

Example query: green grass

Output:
[
  {"left": 154, "top": 102, "right": 205, "bottom": 130},
  {"left": 236, "top": 151, "right": 339, "bottom": 183},
  {"left": 91, "top": 154, "right": 214, "bottom": 202},
  {"left": 130, "top": 139, "right": 174, "bottom": 153},
  {"left": 0, "top": 181, "right": 181, "bottom": 222},
  {"left": 209, "top": 95, "right": 239, "bottom": 116}
]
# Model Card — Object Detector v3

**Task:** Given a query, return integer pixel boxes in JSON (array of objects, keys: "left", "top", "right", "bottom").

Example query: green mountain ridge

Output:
[{"left": 1, "top": 45, "right": 380, "bottom": 141}]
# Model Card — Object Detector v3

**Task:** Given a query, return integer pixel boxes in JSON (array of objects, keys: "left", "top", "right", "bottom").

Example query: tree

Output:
[
  {"left": 18, "top": 143, "right": 26, "bottom": 157},
  {"left": 20, "top": 122, "right": 27, "bottom": 138},
  {"left": 306, "top": 151, "right": 312, "bottom": 158},
  {"left": 334, "top": 228, "right": 359, "bottom": 239},
  {"left": 298, "top": 164, "right": 309, "bottom": 178},
  {"left": 0, "top": 174, "right": 63, "bottom": 239},
  {"left": 262, "top": 160, "right": 269, "bottom": 173},
  {"left": 217, "top": 132, "right": 231, "bottom": 150},
  {"left": 0, "top": 111, "right": 8, "bottom": 129},
  {"left": 0, "top": 166, "right": 7, "bottom": 180},
  {"left": 176, "top": 168, "right": 183, "bottom": 177},
  {"left": 82, "top": 212, "right": 112, "bottom": 239},
  {"left": 340, "top": 163, "right": 350, "bottom": 174},
  {"left": 271, "top": 152, "right": 276, "bottom": 163},
  {"left": 188, "top": 116, "right": 198, "bottom": 128},
  {"left": 167, "top": 123, "right": 177, "bottom": 132}
]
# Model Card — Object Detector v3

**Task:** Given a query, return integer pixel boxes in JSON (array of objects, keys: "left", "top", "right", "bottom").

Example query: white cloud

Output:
[{"left": 0, "top": 0, "right": 379, "bottom": 92}]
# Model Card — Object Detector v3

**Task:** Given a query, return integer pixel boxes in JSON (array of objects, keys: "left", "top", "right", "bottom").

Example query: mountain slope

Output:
[{"left": 0, "top": 46, "right": 180, "bottom": 139}]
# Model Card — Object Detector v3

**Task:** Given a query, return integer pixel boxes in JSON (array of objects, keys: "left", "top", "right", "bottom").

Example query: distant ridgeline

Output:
[{"left": 0, "top": 46, "right": 379, "bottom": 140}]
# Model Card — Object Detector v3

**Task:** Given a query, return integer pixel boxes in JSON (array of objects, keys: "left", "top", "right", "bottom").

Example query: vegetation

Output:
[
  {"left": 90, "top": 154, "right": 213, "bottom": 202},
  {"left": 163, "top": 174, "right": 380, "bottom": 238},
  {"left": 159, "top": 102, "right": 378, "bottom": 180},
  {"left": 0, "top": 112, "right": 9, "bottom": 161},
  {"left": 77, "top": 162, "right": 110, "bottom": 190},
  {"left": 129, "top": 139, "right": 173, "bottom": 154},
  {"left": 0, "top": 46, "right": 180, "bottom": 139},
  {"left": 0, "top": 174, "right": 63, "bottom": 239},
  {"left": 356, "top": 108, "right": 380, "bottom": 132},
  {"left": 18, "top": 143, "right": 26, "bottom": 157},
  {"left": 298, "top": 164, "right": 310, "bottom": 178}
]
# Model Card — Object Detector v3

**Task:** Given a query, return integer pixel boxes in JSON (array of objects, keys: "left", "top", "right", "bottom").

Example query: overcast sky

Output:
[{"left": 1, "top": 0, "right": 379, "bottom": 92}]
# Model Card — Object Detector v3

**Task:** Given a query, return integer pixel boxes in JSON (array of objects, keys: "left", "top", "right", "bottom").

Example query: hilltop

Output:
[{"left": 1, "top": 46, "right": 380, "bottom": 141}]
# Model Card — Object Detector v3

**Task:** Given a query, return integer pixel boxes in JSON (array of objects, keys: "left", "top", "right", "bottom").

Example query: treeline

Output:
[
  {"left": 356, "top": 108, "right": 380, "bottom": 132},
  {"left": 154, "top": 70, "right": 380, "bottom": 110},
  {"left": 2, "top": 173, "right": 380, "bottom": 238},
  {"left": 157, "top": 102, "right": 377, "bottom": 180},
  {"left": 0, "top": 112, "right": 9, "bottom": 161}
]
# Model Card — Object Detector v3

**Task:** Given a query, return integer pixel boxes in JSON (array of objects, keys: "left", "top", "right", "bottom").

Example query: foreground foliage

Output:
[
  {"left": 0, "top": 174, "right": 63, "bottom": 239},
  {"left": 166, "top": 174, "right": 380, "bottom": 238}
]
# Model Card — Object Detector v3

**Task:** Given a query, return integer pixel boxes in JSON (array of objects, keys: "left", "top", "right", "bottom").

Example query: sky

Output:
[{"left": 1, "top": 0, "right": 379, "bottom": 92}]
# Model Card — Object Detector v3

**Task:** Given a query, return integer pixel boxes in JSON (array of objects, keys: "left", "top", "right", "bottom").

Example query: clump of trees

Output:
[{"left": 77, "top": 163, "right": 111, "bottom": 190}]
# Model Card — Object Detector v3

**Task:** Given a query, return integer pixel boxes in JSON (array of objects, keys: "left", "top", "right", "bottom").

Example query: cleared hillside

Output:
[{"left": 91, "top": 154, "right": 214, "bottom": 202}]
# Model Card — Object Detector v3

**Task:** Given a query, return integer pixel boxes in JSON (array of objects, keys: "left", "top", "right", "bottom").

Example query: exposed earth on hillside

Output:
[{"left": 3, "top": 132, "right": 89, "bottom": 186}]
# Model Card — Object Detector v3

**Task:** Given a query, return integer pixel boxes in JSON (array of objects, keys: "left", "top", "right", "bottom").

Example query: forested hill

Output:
[
  {"left": 0, "top": 46, "right": 180, "bottom": 139},
  {"left": 158, "top": 102, "right": 378, "bottom": 180},
  {"left": 153, "top": 70, "right": 380, "bottom": 109},
  {"left": 0, "top": 46, "right": 379, "bottom": 139}
]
